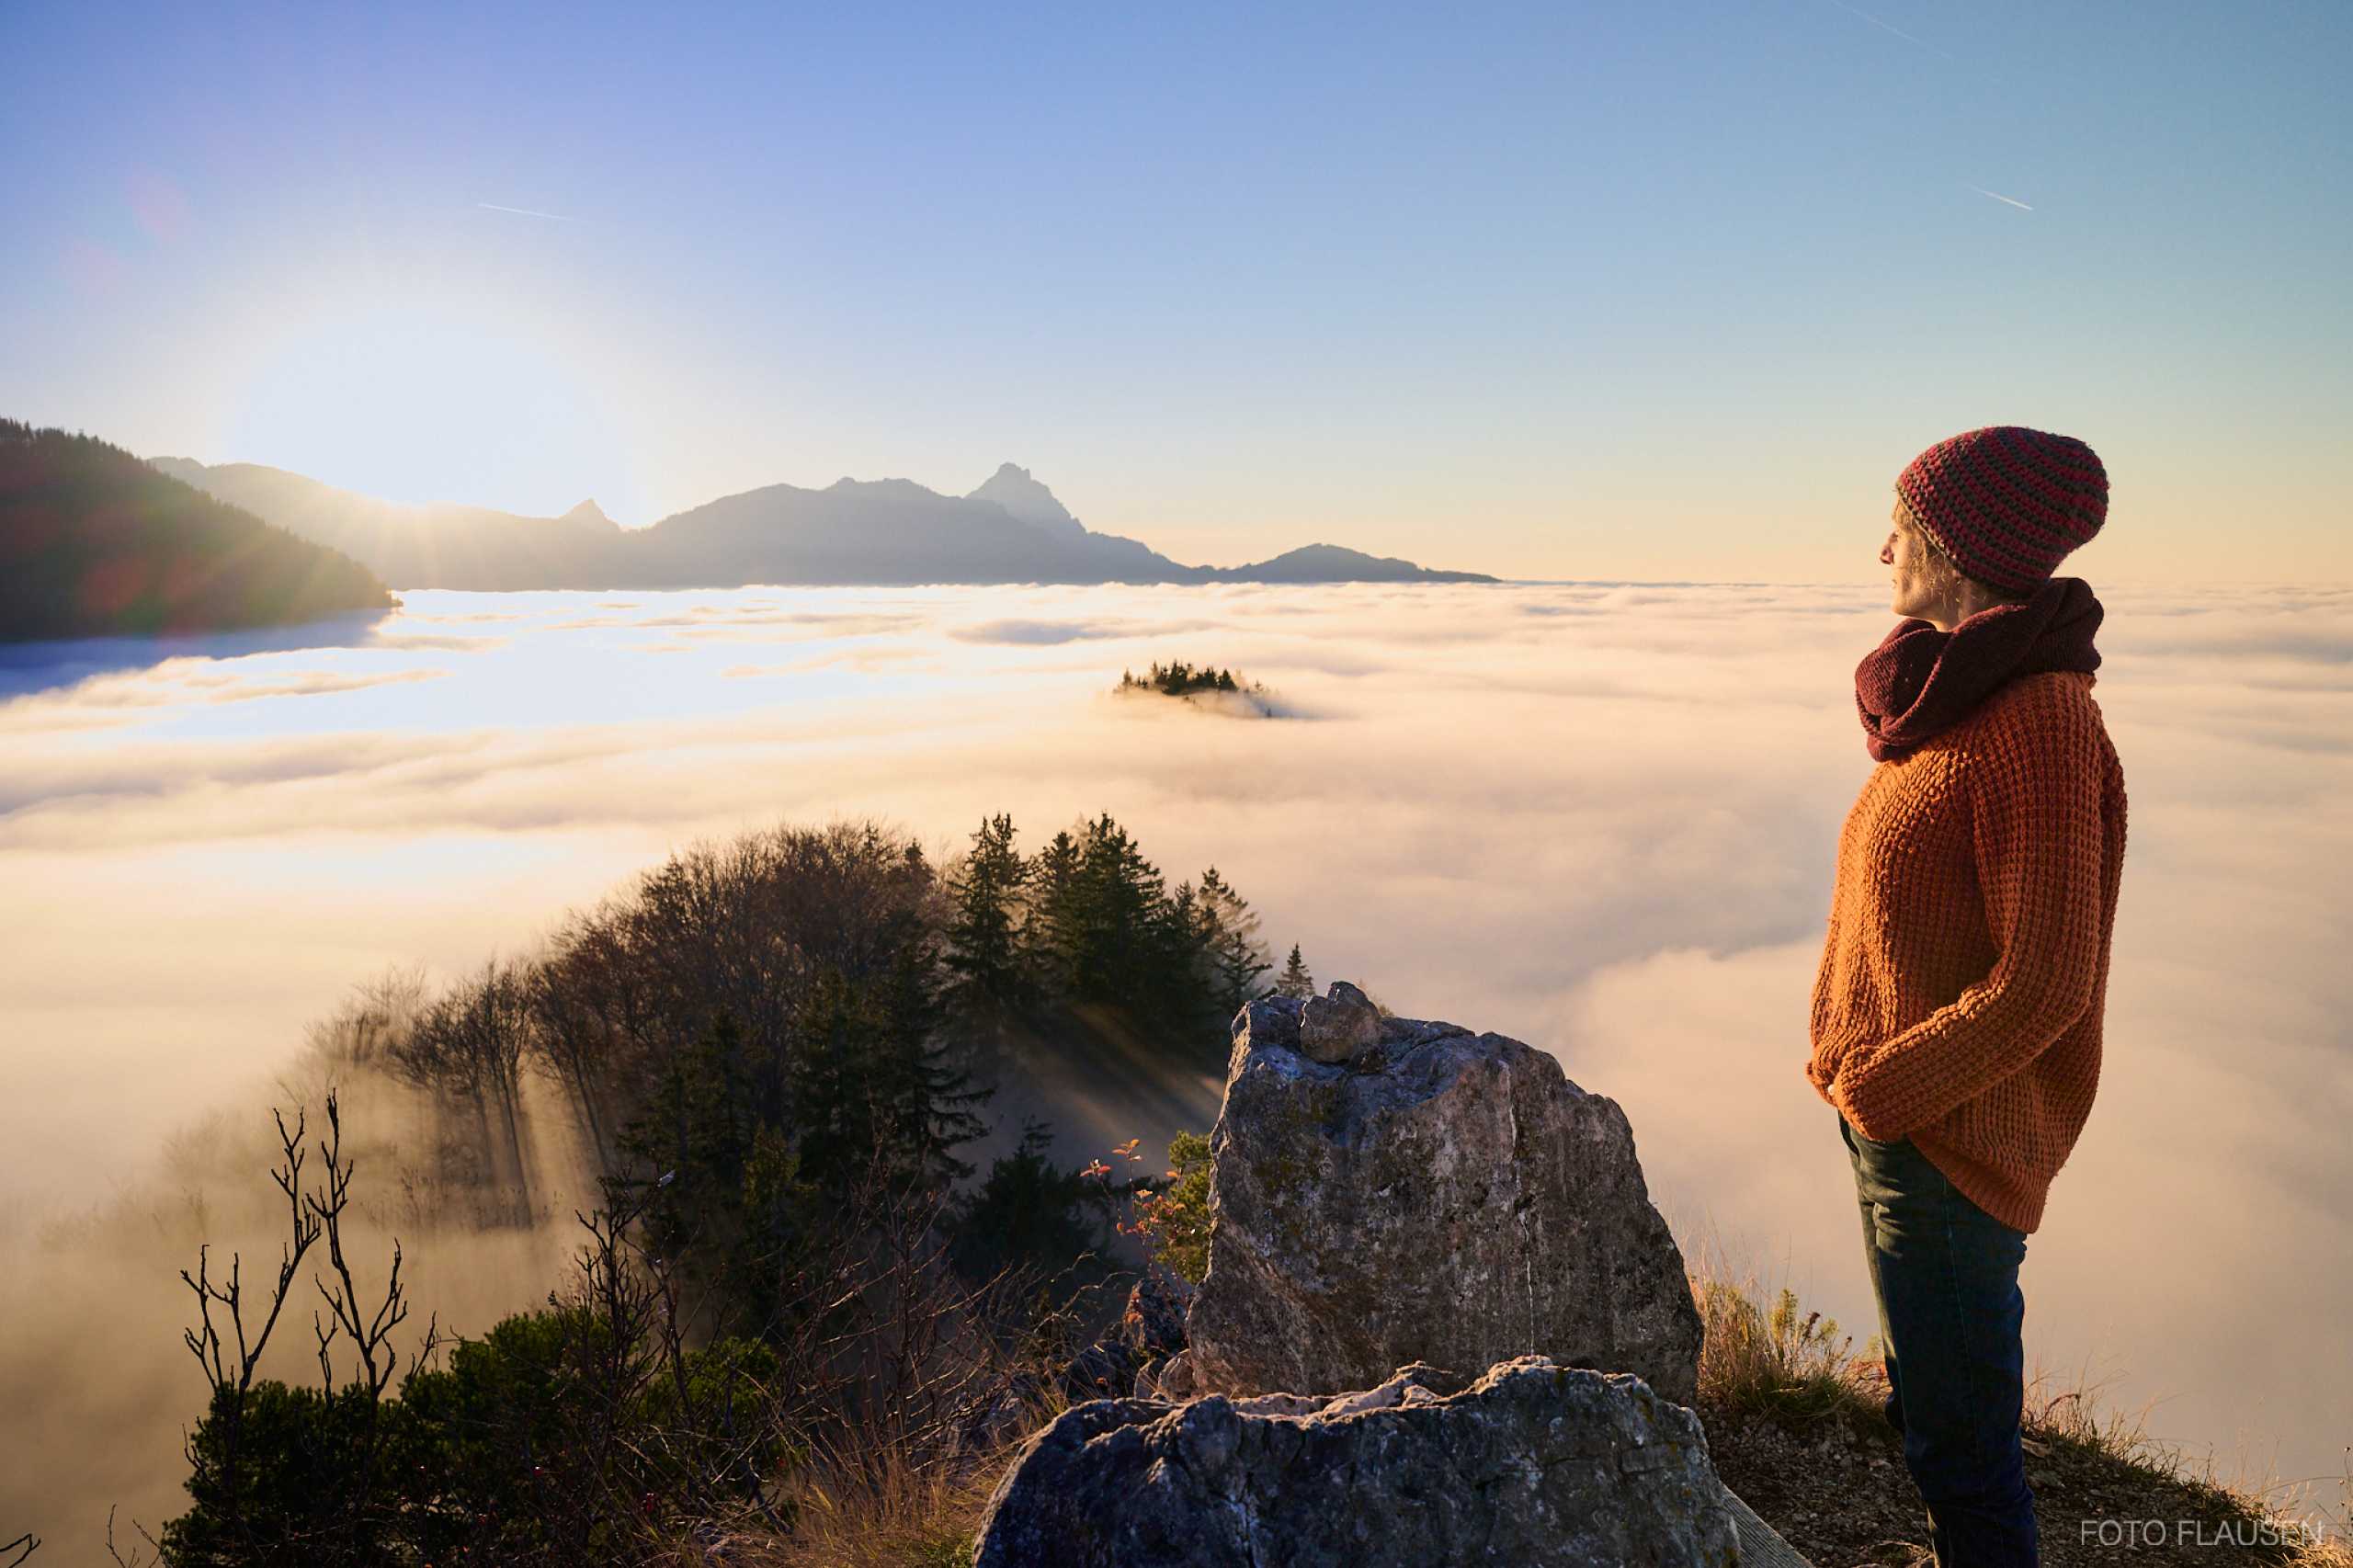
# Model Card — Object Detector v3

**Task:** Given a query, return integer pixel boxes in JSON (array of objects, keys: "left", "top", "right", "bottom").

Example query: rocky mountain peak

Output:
[{"left": 968, "top": 461, "right": 1083, "bottom": 536}]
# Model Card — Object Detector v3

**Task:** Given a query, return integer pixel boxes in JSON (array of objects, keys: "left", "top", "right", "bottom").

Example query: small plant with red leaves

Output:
[{"left": 1087, "top": 1131, "right": 1212, "bottom": 1285}]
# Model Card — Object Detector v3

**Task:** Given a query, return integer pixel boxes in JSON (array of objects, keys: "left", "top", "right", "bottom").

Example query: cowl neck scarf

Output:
[{"left": 1856, "top": 574, "right": 2104, "bottom": 762}]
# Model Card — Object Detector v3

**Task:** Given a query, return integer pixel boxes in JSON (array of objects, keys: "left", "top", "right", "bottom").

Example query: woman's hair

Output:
[{"left": 1894, "top": 497, "right": 2032, "bottom": 607}]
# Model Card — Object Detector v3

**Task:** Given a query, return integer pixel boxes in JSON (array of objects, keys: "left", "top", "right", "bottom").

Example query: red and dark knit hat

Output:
[{"left": 1894, "top": 426, "right": 2109, "bottom": 595}]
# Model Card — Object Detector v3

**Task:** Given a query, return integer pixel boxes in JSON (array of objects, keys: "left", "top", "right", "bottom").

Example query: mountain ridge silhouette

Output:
[{"left": 145, "top": 455, "right": 1499, "bottom": 590}]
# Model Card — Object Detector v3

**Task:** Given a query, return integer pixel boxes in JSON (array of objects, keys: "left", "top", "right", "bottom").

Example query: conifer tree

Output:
[
  {"left": 1196, "top": 866, "right": 1273, "bottom": 1016},
  {"left": 787, "top": 954, "right": 988, "bottom": 1199},
  {"left": 1276, "top": 942, "right": 1314, "bottom": 1000},
  {"left": 1068, "top": 813, "right": 1169, "bottom": 1007},
  {"left": 620, "top": 1012, "right": 777, "bottom": 1289},
  {"left": 1163, "top": 876, "right": 1204, "bottom": 977},
  {"left": 943, "top": 1118, "right": 1116, "bottom": 1284},
  {"left": 944, "top": 812, "right": 1033, "bottom": 1018},
  {"left": 1022, "top": 828, "right": 1085, "bottom": 997}
]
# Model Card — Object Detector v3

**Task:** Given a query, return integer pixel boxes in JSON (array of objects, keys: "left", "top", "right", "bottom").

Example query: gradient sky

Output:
[{"left": 5, "top": 0, "right": 2347, "bottom": 580}]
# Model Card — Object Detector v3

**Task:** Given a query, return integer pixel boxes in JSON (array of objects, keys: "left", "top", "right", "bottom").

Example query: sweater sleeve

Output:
[
  {"left": 1803, "top": 893, "right": 1841, "bottom": 1092},
  {"left": 1829, "top": 690, "right": 2108, "bottom": 1141}
]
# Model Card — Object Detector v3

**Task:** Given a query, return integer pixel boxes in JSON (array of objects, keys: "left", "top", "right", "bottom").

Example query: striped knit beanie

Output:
[{"left": 1894, "top": 426, "right": 2109, "bottom": 596}]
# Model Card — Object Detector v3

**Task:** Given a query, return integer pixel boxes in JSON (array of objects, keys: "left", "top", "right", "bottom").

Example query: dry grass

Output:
[
  {"left": 1685, "top": 1223, "right": 1884, "bottom": 1436},
  {"left": 651, "top": 1392, "right": 1070, "bottom": 1568}
]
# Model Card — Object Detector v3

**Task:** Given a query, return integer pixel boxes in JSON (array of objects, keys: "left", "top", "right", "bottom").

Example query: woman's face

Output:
[{"left": 1881, "top": 501, "right": 1945, "bottom": 621}]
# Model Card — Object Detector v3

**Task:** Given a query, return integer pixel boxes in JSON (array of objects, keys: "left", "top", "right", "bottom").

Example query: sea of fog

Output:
[{"left": 3, "top": 579, "right": 2347, "bottom": 1546}]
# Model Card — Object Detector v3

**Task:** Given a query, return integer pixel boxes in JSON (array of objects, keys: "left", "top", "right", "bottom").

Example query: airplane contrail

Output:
[
  {"left": 1821, "top": 0, "right": 1957, "bottom": 60},
  {"left": 1966, "top": 184, "right": 2034, "bottom": 211},
  {"left": 476, "top": 201, "right": 579, "bottom": 222}
]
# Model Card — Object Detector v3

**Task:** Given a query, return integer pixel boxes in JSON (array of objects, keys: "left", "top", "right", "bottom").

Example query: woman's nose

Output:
[{"left": 1881, "top": 538, "right": 1894, "bottom": 566}]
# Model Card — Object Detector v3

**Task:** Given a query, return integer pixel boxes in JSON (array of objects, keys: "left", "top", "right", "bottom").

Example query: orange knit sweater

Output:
[{"left": 1806, "top": 668, "right": 2127, "bottom": 1233}]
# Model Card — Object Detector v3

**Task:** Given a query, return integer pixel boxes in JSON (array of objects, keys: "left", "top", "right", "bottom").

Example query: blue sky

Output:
[{"left": 5, "top": 0, "right": 2347, "bottom": 579}]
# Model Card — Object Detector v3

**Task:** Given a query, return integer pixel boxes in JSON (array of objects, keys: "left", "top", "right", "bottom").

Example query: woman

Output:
[{"left": 1806, "top": 426, "right": 2129, "bottom": 1567}]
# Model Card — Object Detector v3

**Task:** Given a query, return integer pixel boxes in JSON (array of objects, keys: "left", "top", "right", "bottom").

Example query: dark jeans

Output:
[{"left": 1840, "top": 1111, "right": 2039, "bottom": 1567}]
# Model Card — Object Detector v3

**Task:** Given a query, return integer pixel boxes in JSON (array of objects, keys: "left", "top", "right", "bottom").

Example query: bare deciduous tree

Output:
[
  {"left": 389, "top": 958, "right": 538, "bottom": 1221},
  {"left": 158, "top": 1088, "right": 434, "bottom": 1564}
]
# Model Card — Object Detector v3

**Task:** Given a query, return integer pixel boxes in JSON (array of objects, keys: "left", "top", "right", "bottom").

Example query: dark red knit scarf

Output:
[{"left": 1856, "top": 575, "right": 2104, "bottom": 762}]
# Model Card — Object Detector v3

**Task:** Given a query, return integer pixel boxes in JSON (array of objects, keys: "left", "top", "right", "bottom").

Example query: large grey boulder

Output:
[
  {"left": 1177, "top": 985, "right": 1704, "bottom": 1407},
  {"left": 970, "top": 1356, "right": 1741, "bottom": 1568}
]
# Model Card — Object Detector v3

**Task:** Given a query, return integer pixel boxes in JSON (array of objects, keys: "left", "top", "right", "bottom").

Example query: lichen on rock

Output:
[
  {"left": 970, "top": 1356, "right": 1742, "bottom": 1568},
  {"left": 1180, "top": 983, "right": 1705, "bottom": 1408}
]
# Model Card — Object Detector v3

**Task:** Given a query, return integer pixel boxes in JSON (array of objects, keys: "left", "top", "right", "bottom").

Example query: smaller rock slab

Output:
[{"left": 971, "top": 1356, "right": 1742, "bottom": 1568}]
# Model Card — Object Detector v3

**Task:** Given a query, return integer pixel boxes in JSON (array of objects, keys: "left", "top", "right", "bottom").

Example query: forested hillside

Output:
[
  {"left": 0, "top": 419, "right": 392, "bottom": 642},
  {"left": 138, "top": 810, "right": 1309, "bottom": 1564}
]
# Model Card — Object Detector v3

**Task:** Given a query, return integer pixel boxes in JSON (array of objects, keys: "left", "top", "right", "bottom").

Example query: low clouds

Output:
[
  {"left": 1, "top": 577, "right": 2347, "bottom": 1537},
  {"left": 951, "top": 618, "right": 1134, "bottom": 645},
  {"left": 56, "top": 665, "right": 449, "bottom": 711},
  {"left": 949, "top": 615, "right": 1238, "bottom": 646}
]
